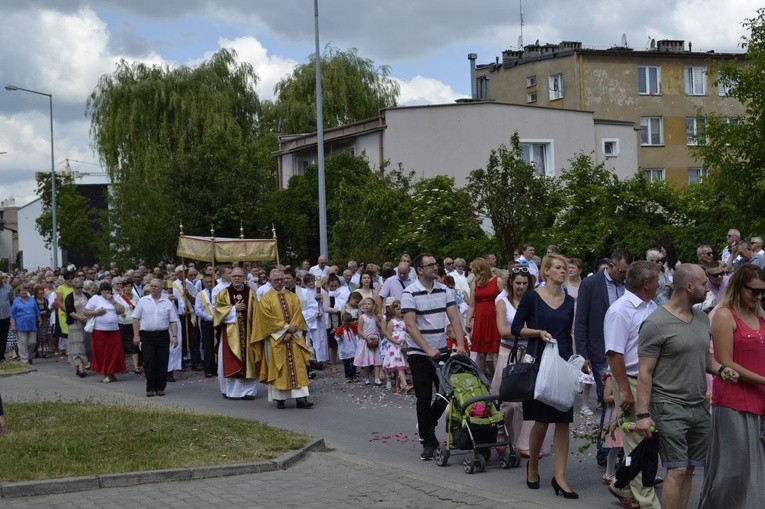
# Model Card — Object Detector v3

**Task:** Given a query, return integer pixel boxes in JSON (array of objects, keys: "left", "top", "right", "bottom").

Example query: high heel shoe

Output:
[
  {"left": 526, "top": 462, "right": 539, "bottom": 489},
  {"left": 551, "top": 477, "right": 579, "bottom": 499}
]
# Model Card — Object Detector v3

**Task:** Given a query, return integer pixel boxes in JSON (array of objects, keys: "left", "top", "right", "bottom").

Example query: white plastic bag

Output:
[{"left": 534, "top": 341, "right": 581, "bottom": 412}]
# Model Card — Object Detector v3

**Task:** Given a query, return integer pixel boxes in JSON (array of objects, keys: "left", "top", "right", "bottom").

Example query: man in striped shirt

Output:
[{"left": 401, "top": 253, "right": 466, "bottom": 460}]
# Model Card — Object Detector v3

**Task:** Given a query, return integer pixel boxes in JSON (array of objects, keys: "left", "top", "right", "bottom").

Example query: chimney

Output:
[{"left": 468, "top": 53, "right": 478, "bottom": 99}]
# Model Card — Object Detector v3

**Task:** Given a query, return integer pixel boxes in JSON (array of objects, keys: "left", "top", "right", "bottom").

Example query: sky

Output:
[{"left": 0, "top": 0, "right": 760, "bottom": 206}]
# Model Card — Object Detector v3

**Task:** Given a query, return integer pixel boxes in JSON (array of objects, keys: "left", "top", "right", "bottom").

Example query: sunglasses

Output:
[
  {"left": 654, "top": 258, "right": 666, "bottom": 264},
  {"left": 511, "top": 267, "right": 530, "bottom": 274},
  {"left": 744, "top": 285, "right": 765, "bottom": 297},
  {"left": 707, "top": 272, "right": 724, "bottom": 278}
]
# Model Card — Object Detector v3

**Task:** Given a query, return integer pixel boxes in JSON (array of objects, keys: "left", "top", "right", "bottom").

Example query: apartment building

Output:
[{"left": 474, "top": 40, "right": 746, "bottom": 186}]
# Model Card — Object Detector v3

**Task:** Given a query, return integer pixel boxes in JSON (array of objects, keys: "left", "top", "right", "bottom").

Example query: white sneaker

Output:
[{"left": 580, "top": 406, "right": 594, "bottom": 417}]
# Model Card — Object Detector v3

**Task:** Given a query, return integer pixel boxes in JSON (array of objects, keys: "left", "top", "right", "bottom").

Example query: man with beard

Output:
[
  {"left": 636, "top": 264, "right": 737, "bottom": 509},
  {"left": 252, "top": 268, "right": 312, "bottom": 409},
  {"left": 214, "top": 267, "right": 258, "bottom": 400}
]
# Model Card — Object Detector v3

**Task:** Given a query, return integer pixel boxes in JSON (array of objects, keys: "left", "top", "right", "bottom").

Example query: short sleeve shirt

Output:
[
  {"left": 400, "top": 279, "right": 455, "bottom": 356},
  {"left": 638, "top": 306, "right": 710, "bottom": 405}
]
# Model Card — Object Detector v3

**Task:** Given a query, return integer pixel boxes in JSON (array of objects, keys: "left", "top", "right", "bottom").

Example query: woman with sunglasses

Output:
[
  {"left": 699, "top": 265, "right": 765, "bottom": 508},
  {"left": 64, "top": 278, "right": 90, "bottom": 377},
  {"left": 491, "top": 264, "right": 537, "bottom": 455},
  {"left": 466, "top": 257, "right": 504, "bottom": 377}
]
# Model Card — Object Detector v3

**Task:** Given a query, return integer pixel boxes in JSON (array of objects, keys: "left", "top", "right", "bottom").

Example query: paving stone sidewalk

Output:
[{"left": 1, "top": 450, "right": 546, "bottom": 509}]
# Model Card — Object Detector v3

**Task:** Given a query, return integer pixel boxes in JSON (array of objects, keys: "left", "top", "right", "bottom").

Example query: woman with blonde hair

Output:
[
  {"left": 511, "top": 254, "right": 578, "bottom": 499},
  {"left": 466, "top": 257, "right": 503, "bottom": 376}
]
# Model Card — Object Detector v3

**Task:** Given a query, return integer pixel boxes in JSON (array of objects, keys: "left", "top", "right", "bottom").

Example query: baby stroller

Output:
[{"left": 433, "top": 353, "right": 521, "bottom": 473}]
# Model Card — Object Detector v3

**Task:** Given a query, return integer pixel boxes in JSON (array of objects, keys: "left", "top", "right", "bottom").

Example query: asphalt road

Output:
[{"left": 1, "top": 356, "right": 704, "bottom": 508}]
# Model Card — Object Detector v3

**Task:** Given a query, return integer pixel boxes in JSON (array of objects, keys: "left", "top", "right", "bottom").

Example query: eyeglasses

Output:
[
  {"left": 609, "top": 262, "right": 627, "bottom": 274},
  {"left": 707, "top": 272, "right": 724, "bottom": 278},
  {"left": 419, "top": 262, "right": 438, "bottom": 269},
  {"left": 700, "top": 251, "right": 713, "bottom": 256},
  {"left": 511, "top": 267, "right": 530, "bottom": 274},
  {"left": 744, "top": 285, "right": 765, "bottom": 297}
]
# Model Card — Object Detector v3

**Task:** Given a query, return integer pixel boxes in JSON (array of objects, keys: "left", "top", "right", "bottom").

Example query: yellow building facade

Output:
[{"left": 475, "top": 40, "right": 745, "bottom": 187}]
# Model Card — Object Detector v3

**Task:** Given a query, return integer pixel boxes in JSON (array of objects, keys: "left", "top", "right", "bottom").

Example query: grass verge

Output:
[
  {"left": 0, "top": 361, "right": 34, "bottom": 376},
  {"left": 0, "top": 401, "right": 309, "bottom": 482}
]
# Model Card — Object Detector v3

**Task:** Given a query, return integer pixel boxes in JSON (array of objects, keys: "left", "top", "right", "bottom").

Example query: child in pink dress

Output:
[{"left": 354, "top": 297, "right": 384, "bottom": 385}]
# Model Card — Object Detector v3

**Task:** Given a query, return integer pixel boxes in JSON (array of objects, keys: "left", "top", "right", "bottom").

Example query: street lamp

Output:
[{"left": 5, "top": 84, "right": 58, "bottom": 270}]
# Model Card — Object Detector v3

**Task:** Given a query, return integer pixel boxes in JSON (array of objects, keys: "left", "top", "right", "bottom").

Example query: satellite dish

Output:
[{"left": 621, "top": 33, "right": 627, "bottom": 47}]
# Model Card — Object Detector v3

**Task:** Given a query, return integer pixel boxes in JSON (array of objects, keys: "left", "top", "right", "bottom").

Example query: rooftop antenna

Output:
[{"left": 519, "top": 0, "right": 524, "bottom": 48}]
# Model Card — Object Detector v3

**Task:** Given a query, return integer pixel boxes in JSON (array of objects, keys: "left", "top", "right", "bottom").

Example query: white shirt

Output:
[
  {"left": 309, "top": 264, "right": 329, "bottom": 279},
  {"left": 85, "top": 295, "right": 121, "bottom": 331},
  {"left": 211, "top": 280, "right": 231, "bottom": 301},
  {"left": 194, "top": 287, "right": 215, "bottom": 322},
  {"left": 603, "top": 289, "right": 657, "bottom": 377},
  {"left": 133, "top": 295, "right": 179, "bottom": 331},
  {"left": 256, "top": 282, "right": 272, "bottom": 300}
]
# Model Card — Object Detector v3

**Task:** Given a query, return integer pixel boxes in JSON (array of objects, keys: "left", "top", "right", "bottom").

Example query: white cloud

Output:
[
  {"left": 395, "top": 76, "right": 463, "bottom": 106},
  {"left": 212, "top": 36, "right": 298, "bottom": 101}
]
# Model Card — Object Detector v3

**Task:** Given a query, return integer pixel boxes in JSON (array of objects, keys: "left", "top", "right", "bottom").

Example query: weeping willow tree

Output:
[
  {"left": 274, "top": 45, "right": 400, "bottom": 134},
  {"left": 87, "top": 49, "right": 273, "bottom": 265}
]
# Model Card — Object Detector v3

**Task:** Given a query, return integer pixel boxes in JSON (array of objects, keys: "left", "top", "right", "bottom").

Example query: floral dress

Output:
[{"left": 383, "top": 318, "right": 408, "bottom": 372}]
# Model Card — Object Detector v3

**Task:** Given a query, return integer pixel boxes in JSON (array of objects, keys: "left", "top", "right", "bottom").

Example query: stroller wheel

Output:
[
  {"left": 435, "top": 445, "right": 449, "bottom": 467},
  {"left": 463, "top": 453, "right": 476, "bottom": 474},
  {"left": 475, "top": 454, "right": 486, "bottom": 473}
]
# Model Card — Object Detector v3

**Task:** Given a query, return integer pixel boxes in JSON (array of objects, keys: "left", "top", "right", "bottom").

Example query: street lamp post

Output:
[{"left": 5, "top": 85, "right": 58, "bottom": 270}]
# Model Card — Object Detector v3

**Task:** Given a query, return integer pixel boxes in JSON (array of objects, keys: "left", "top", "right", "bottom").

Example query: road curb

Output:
[{"left": 0, "top": 438, "right": 326, "bottom": 499}]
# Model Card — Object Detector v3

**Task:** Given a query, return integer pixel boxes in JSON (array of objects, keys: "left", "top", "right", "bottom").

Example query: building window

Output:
[
  {"left": 688, "top": 167, "right": 708, "bottom": 184},
  {"left": 686, "top": 117, "right": 706, "bottom": 146},
  {"left": 640, "top": 117, "right": 663, "bottom": 146},
  {"left": 602, "top": 138, "right": 619, "bottom": 157},
  {"left": 685, "top": 66, "right": 707, "bottom": 95},
  {"left": 549, "top": 73, "right": 564, "bottom": 100},
  {"left": 721, "top": 116, "right": 742, "bottom": 126},
  {"left": 717, "top": 71, "right": 735, "bottom": 96},
  {"left": 638, "top": 66, "right": 661, "bottom": 95},
  {"left": 643, "top": 168, "right": 665, "bottom": 182},
  {"left": 526, "top": 75, "right": 537, "bottom": 87},
  {"left": 527, "top": 92, "right": 537, "bottom": 103},
  {"left": 521, "top": 141, "right": 553, "bottom": 177}
]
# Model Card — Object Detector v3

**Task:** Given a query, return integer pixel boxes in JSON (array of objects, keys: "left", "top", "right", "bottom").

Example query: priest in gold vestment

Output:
[
  {"left": 251, "top": 268, "right": 313, "bottom": 409},
  {"left": 214, "top": 267, "right": 259, "bottom": 400}
]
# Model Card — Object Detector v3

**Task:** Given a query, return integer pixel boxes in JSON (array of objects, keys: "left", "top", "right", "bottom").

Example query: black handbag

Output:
[{"left": 499, "top": 339, "right": 538, "bottom": 402}]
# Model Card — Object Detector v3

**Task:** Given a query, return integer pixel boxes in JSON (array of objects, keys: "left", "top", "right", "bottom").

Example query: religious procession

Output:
[{"left": 2, "top": 227, "right": 765, "bottom": 509}]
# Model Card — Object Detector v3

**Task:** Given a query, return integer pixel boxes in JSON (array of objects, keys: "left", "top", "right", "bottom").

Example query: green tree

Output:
[
  {"left": 549, "top": 153, "right": 621, "bottom": 261},
  {"left": 274, "top": 46, "right": 400, "bottom": 134},
  {"left": 386, "top": 175, "right": 487, "bottom": 260},
  {"left": 692, "top": 8, "right": 765, "bottom": 237},
  {"left": 87, "top": 49, "right": 273, "bottom": 266},
  {"left": 34, "top": 172, "right": 107, "bottom": 260},
  {"left": 268, "top": 153, "right": 411, "bottom": 264},
  {"left": 467, "top": 133, "right": 562, "bottom": 261}
]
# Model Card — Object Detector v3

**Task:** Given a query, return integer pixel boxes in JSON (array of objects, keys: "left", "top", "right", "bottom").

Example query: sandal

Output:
[
  {"left": 133, "top": 367, "right": 144, "bottom": 374},
  {"left": 404, "top": 384, "right": 414, "bottom": 394}
]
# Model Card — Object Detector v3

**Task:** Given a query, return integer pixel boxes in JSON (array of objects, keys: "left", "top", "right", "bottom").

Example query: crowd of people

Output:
[{"left": 1, "top": 229, "right": 764, "bottom": 508}]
